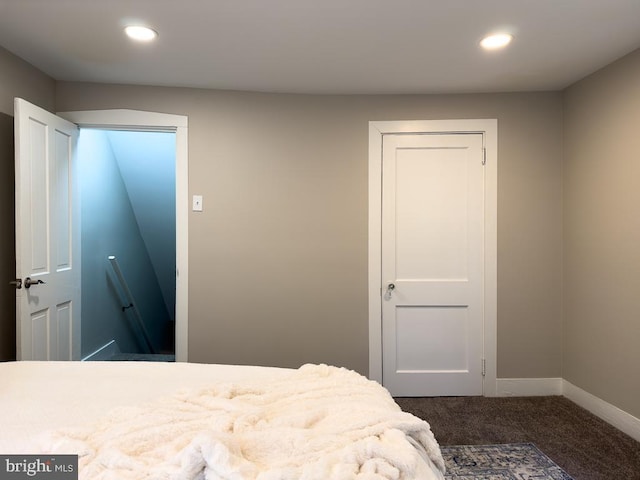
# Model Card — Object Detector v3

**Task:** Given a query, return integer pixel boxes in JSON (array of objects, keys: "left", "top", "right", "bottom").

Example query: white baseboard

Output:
[
  {"left": 495, "top": 377, "right": 640, "bottom": 442},
  {"left": 496, "top": 377, "right": 563, "bottom": 397},
  {"left": 82, "top": 340, "right": 120, "bottom": 361},
  {"left": 563, "top": 380, "right": 640, "bottom": 443}
]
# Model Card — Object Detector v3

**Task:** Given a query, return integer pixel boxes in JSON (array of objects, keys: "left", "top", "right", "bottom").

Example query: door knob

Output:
[
  {"left": 384, "top": 283, "right": 396, "bottom": 299},
  {"left": 9, "top": 279, "right": 22, "bottom": 290},
  {"left": 24, "top": 277, "right": 45, "bottom": 289}
]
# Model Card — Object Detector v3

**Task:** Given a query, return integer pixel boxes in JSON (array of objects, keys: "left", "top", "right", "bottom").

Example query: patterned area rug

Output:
[{"left": 441, "top": 443, "right": 574, "bottom": 479}]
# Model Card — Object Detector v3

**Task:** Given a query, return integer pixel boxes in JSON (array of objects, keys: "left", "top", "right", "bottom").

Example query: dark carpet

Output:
[{"left": 395, "top": 396, "right": 640, "bottom": 480}]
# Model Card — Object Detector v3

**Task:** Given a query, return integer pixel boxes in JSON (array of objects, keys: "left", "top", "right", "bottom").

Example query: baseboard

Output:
[
  {"left": 496, "top": 378, "right": 563, "bottom": 397},
  {"left": 563, "top": 380, "right": 640, "bottom": 443},
  {"left": 495, "top": 377, "right": 640, "bottom": 442},
  {"left": 82, "top": 340, "right": 120, "bottom": 361}
]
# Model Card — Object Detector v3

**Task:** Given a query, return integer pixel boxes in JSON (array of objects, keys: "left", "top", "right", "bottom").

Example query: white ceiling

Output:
[{"left": 1, "top": 0, "right": 639, "bottom": 95}]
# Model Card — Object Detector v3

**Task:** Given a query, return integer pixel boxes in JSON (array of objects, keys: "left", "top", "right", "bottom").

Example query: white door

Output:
[
  {"left": 381, "top": 133, "right": 485, "bottom": 396},
  {"left": 14, "top": 98, "right": 80, "bottom": 360}
]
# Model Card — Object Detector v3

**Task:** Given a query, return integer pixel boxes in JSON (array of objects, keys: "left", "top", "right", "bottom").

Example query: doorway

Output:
[
  {"left": 368, "top": 119, "right": 498, "bottom": 396},
  {"left": 59, "top": 108, "right": 189, "bottom": 362},
  {"left": 14, "top": 101, "right": 188, "bottom": 361},
  {"left": 78, "top": 128, "right": 176, "bottom": 359}
]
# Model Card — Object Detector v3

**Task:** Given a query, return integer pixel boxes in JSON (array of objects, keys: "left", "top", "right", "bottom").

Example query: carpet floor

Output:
[{"left": 395, "top": 396, "right": 640, "bottom": 480}]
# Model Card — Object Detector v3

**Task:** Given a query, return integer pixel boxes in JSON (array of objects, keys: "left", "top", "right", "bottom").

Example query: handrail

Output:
[{"left": 108, "top": 255, "right": 155, "bottom": 354}]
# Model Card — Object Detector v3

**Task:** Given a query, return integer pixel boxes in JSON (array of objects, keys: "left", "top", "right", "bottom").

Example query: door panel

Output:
[
  {"left": 56, "top": 301, "right": 72, "bottom": 360},
  {"left": 395, "top": 306, "right": 469, "bottom": 371},
  {"left": 28, "top": 117, "right": 49, "bottom": 273},
  {"left": 31, "top": 309, "right": 49, "bottom": 361},
  {"left": 55, "top": 128, "right": 72, "bottom": 270},
  {"left": 395, "top": 147, "right": 470, "bottom": 280},
  {"left": 382, "top": 133, "right": 484, "bottom": 396},
  {"left": 15, "top": 98, "right": 80, "bottom": 360}
]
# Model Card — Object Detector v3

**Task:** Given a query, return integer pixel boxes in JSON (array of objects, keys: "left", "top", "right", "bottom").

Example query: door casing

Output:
[{"left": 368, "top": 119, "right": 497, "bottom": 396}]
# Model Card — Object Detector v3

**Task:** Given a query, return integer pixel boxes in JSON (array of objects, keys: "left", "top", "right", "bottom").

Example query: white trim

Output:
[
  {"left": 563, "top": 380, "right": 640, "bottom": 442},
  {"left": 496, "top": 378, "right": 564, "bottom": 396},
  {"left": 82, "top": 340, "right": 120, "bottom": 361},
  {"left": 483, "top": 121, "right": 498, "bottom": 397},
  {"left": 368, "top": 123, "right": 383, "bottom": 383},
  {"left": 493, "top": 378, "right": 640, "bottom": 442},
  {"left": 58, "top": 109, "right": 189, "bottom": 362},
  {"left": 368, "top": 119, "right": 497, "bottom": 396},
  {"left": 58, "top": 109, "right": 188, "bottom": 130}
]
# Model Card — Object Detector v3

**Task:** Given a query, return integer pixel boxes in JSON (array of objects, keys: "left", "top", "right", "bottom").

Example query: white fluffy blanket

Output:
[{"left": 41, "top": 364, "right": 445, "bottom": 480}]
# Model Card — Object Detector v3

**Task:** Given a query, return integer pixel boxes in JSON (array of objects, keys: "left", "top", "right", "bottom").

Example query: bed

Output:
[{"left": 0, "top": 361, "right": 445, "bottom": 479}]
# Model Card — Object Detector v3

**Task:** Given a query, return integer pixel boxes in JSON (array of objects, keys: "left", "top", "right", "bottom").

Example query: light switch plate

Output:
[{"left": 192, "top": 195, "right": 203, "bottom": 212}]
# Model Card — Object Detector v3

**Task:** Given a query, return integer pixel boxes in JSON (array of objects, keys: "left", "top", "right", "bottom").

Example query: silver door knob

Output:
[
  {"left": 24, "top": 277, "right": 45, "bottom": 289},
  {"left": 384, "top": 283, "right": 396, "bottom": 299}
]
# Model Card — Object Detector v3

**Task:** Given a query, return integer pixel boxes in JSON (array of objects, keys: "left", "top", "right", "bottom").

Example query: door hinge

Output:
[
  {"left": 481, "top": 358, "right": 486, "bottom": 377},
  {"left": 482, "top": 147, "right": 487, "bottom": 166}
]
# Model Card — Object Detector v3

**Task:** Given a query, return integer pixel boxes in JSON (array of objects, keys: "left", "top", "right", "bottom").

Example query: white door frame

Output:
[
  {"left": 368, "top": 119, "right": 497, "bottom": 396},
  {"left": 58, "top": 109, "right": 189, "bottom": 362}
]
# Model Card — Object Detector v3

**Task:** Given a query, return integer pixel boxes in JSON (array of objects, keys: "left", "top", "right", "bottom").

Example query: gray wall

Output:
[
  {"left": 79, "top": 129, "right": 172, "bottom": 356},
  {"left": 56, "top": 84, "right": 564, "bottom": 377},
  {"left": 563, "top": 48, "right": 640, "bottom": 419},
  {"left": 0, "top": 46, "right": 55, "bottom": 117},
  {"left": 0, "top": 46, "right": 55, "bottom": 361}
]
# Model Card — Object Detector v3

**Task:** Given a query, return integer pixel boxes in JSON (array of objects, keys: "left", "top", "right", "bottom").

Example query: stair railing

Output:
[{"left": 108, "top": 255, "right": 155, "bottom": 354}]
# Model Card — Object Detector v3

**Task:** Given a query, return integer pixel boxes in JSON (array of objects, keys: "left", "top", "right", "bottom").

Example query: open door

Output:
[{"left": 14, "top": 98, "right": 80, "bottom": 360}]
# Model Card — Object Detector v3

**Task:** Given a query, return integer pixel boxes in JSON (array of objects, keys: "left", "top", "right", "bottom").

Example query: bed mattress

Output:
[{"left": 0, "top": 361, "right": 445, "bottom": 479}]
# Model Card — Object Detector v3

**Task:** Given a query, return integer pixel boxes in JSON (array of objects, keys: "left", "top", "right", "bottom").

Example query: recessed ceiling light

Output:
[
  {"left": 480, "top": 33, "right": 513, "bottom": 50},
  {"left": 124, "top": 25, "right": 158, "bottom": 42}
]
